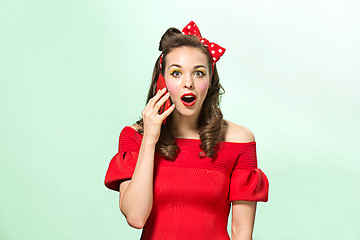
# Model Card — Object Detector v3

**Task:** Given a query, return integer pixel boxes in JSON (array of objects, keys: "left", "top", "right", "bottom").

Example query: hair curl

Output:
[{"left": 134, "top": 27, "right": 227, "bottom": 160}]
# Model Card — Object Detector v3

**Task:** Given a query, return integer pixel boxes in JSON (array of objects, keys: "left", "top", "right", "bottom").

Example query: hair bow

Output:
[
  {"left": 182, "top": 21, "right": 226, "bottom": 70},
  {"left": 160, "top": 21, "right": 226, "bottom": 76}
]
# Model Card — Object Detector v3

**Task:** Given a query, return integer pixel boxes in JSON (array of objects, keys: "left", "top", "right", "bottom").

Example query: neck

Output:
[{"left": 170, "top": 110, "right": 200, "bottom": 138}]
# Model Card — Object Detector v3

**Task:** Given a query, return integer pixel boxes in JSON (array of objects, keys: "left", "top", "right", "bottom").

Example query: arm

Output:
[
  {"left": 119, "top": 88, "right": 175, "bottom": 229},
  {"left": 228, "top": 122, "right": 258, "bottom": 239},
  {"left": 231, "top": 201, "right": 257, "bottom": 240},
  {"left": 119, "top": 136, "right": 157, "bottom": 229}
]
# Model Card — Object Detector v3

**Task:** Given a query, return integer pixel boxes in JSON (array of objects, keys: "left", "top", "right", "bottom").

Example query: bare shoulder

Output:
[{"left": 223, "top": 119, "right": 255, "bottom": 143}]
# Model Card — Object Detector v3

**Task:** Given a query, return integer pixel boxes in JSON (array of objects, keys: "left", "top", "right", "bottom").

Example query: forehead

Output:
[{"left": 165, "top": 46, "right": 208, "bottom": 68}]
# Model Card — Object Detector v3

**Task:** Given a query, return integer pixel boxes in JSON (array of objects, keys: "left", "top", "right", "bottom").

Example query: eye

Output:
[
  {"left": 170, "top": 70, "right": 182, "bottom": 77},
  {"left": 194, "top": 70, "right": 206, "bottom": 77}
]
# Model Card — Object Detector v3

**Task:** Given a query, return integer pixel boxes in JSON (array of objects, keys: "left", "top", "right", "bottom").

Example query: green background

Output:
[{"left": 1, "top": 0, "right": 359, "bottom": 239}]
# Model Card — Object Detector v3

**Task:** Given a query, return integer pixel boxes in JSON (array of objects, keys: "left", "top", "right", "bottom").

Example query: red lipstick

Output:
[{"left": 181, "top": 92, "right": 197, "bottom": 107}]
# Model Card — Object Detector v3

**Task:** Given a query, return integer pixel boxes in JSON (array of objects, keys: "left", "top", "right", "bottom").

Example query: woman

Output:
[{"left": 104, "top": 21, "right": 269, "bottom": 240}]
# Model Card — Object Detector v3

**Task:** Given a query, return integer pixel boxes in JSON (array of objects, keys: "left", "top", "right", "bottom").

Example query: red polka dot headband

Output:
[{"left": 159, "top": 20, "right": 226, "bottom": 77}]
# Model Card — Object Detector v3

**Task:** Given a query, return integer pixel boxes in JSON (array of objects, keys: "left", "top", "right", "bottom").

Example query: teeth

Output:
[{"left": 182, "top": 95, "right": 195, "bottom": 103}]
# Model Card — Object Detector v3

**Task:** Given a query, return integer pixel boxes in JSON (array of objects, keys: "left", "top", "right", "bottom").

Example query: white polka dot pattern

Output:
[{"left": 181, "top": 20, "right": 226, "bottom": 73}]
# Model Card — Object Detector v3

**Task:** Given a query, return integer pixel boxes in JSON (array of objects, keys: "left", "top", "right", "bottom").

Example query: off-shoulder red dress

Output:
[{"left": 104, "top": 126, "right": 269, "bottom": 240}]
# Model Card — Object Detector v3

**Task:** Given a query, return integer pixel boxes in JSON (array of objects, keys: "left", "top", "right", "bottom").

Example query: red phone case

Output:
[{"left": 156, "top": 73, "right": 172, "bottom": 124}]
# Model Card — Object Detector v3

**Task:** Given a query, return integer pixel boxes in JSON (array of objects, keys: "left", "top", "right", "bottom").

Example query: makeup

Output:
[
  {"left": 170, "top": 69, "right": 183, "bottom": 77},
  {"left": 181, "top": 92, "right": 197, "bottom": 107}
]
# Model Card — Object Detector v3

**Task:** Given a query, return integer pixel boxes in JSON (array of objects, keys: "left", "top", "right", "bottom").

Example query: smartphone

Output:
[{"left": 155, "top": 72, "right": 172, "bottom": 124}]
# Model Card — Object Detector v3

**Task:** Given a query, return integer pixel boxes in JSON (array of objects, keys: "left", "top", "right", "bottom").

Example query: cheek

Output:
[
  {"left": 165, "top": 81, "right": 178, "bottom": 95},
  {"left": 196, "top": 81, "right": 209, "bottom": 96}
]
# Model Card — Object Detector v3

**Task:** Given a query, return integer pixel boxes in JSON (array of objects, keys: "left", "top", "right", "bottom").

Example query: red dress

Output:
[{"left": 104, "top": 126, "right": 269, "bottom": 240}]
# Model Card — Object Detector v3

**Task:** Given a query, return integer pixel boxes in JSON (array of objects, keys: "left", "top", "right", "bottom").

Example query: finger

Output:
[
  {"left": 143, "top": 99, "right": 151, "bottom": 115},
  {"left": 149, "top": 88, "right": 167, "bottom": 107},
  {"left": 154, "top": 92, "right": 171, "bottom": 111},
  {"left": 161, "top": 103, "right": 176, "bottom": 119},
  {"left": 144, "top": 88, "right": 165, "bottom": 113}
]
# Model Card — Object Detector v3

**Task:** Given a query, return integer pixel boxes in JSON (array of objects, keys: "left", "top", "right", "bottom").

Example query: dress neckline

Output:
[{"left": 124, "top": 126, "right": 256, "bottom": 145}]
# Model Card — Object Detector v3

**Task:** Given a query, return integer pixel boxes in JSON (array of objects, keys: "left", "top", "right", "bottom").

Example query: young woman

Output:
[{"left": 105, "top": 21, "right": 269, "bottom": 240}]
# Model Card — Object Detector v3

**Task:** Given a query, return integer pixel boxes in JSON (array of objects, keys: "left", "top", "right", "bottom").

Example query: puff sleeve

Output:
[
  {"left": 228, "top": 142, "right": 269, "bottom": 202},
  {"left": 104, "top": 127, "right": 141, "bottom": 192}
]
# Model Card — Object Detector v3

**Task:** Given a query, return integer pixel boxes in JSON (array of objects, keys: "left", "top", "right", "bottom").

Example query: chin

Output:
[{"left": 174, "top": 107, "right": 197, "bottom": 116}]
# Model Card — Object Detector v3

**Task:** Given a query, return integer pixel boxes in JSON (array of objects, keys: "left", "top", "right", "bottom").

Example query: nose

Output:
[{"left": 184, "top": 74, "right": 194, "bottom": 89}]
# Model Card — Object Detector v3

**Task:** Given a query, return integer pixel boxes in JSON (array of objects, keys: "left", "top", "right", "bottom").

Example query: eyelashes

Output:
[
  {"left": 195, "top": 70, "right": 206, "bottom": 77},
  {"left": 170, "top": 69, "right": 206, "bottom": 77},
  {"left": 170, "top": 69, "right": 183, "bottom": 77}
]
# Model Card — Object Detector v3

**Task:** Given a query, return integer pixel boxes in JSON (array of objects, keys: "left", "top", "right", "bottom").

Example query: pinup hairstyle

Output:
[{"left": 134, "top": 27, "right": 227, "bottom": 159}]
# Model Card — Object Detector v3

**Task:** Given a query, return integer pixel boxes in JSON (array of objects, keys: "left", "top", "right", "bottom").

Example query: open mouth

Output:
[{"left": 181, "top": 93, "right": 196, "bottom": 107}]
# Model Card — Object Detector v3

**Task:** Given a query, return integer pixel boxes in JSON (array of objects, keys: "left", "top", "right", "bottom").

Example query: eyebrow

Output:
[{"left": 168, "top": 64, "right": 207, "bottom": 69}]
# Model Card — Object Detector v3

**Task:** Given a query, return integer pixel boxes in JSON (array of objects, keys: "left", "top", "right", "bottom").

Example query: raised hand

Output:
[{"left": 141, "top": 87, "right": 175, "bottom": 143}]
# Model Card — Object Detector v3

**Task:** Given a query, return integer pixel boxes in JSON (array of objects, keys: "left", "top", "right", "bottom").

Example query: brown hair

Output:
[{"left": 134, "top": 27, "right": 227, "bottom": 159}]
